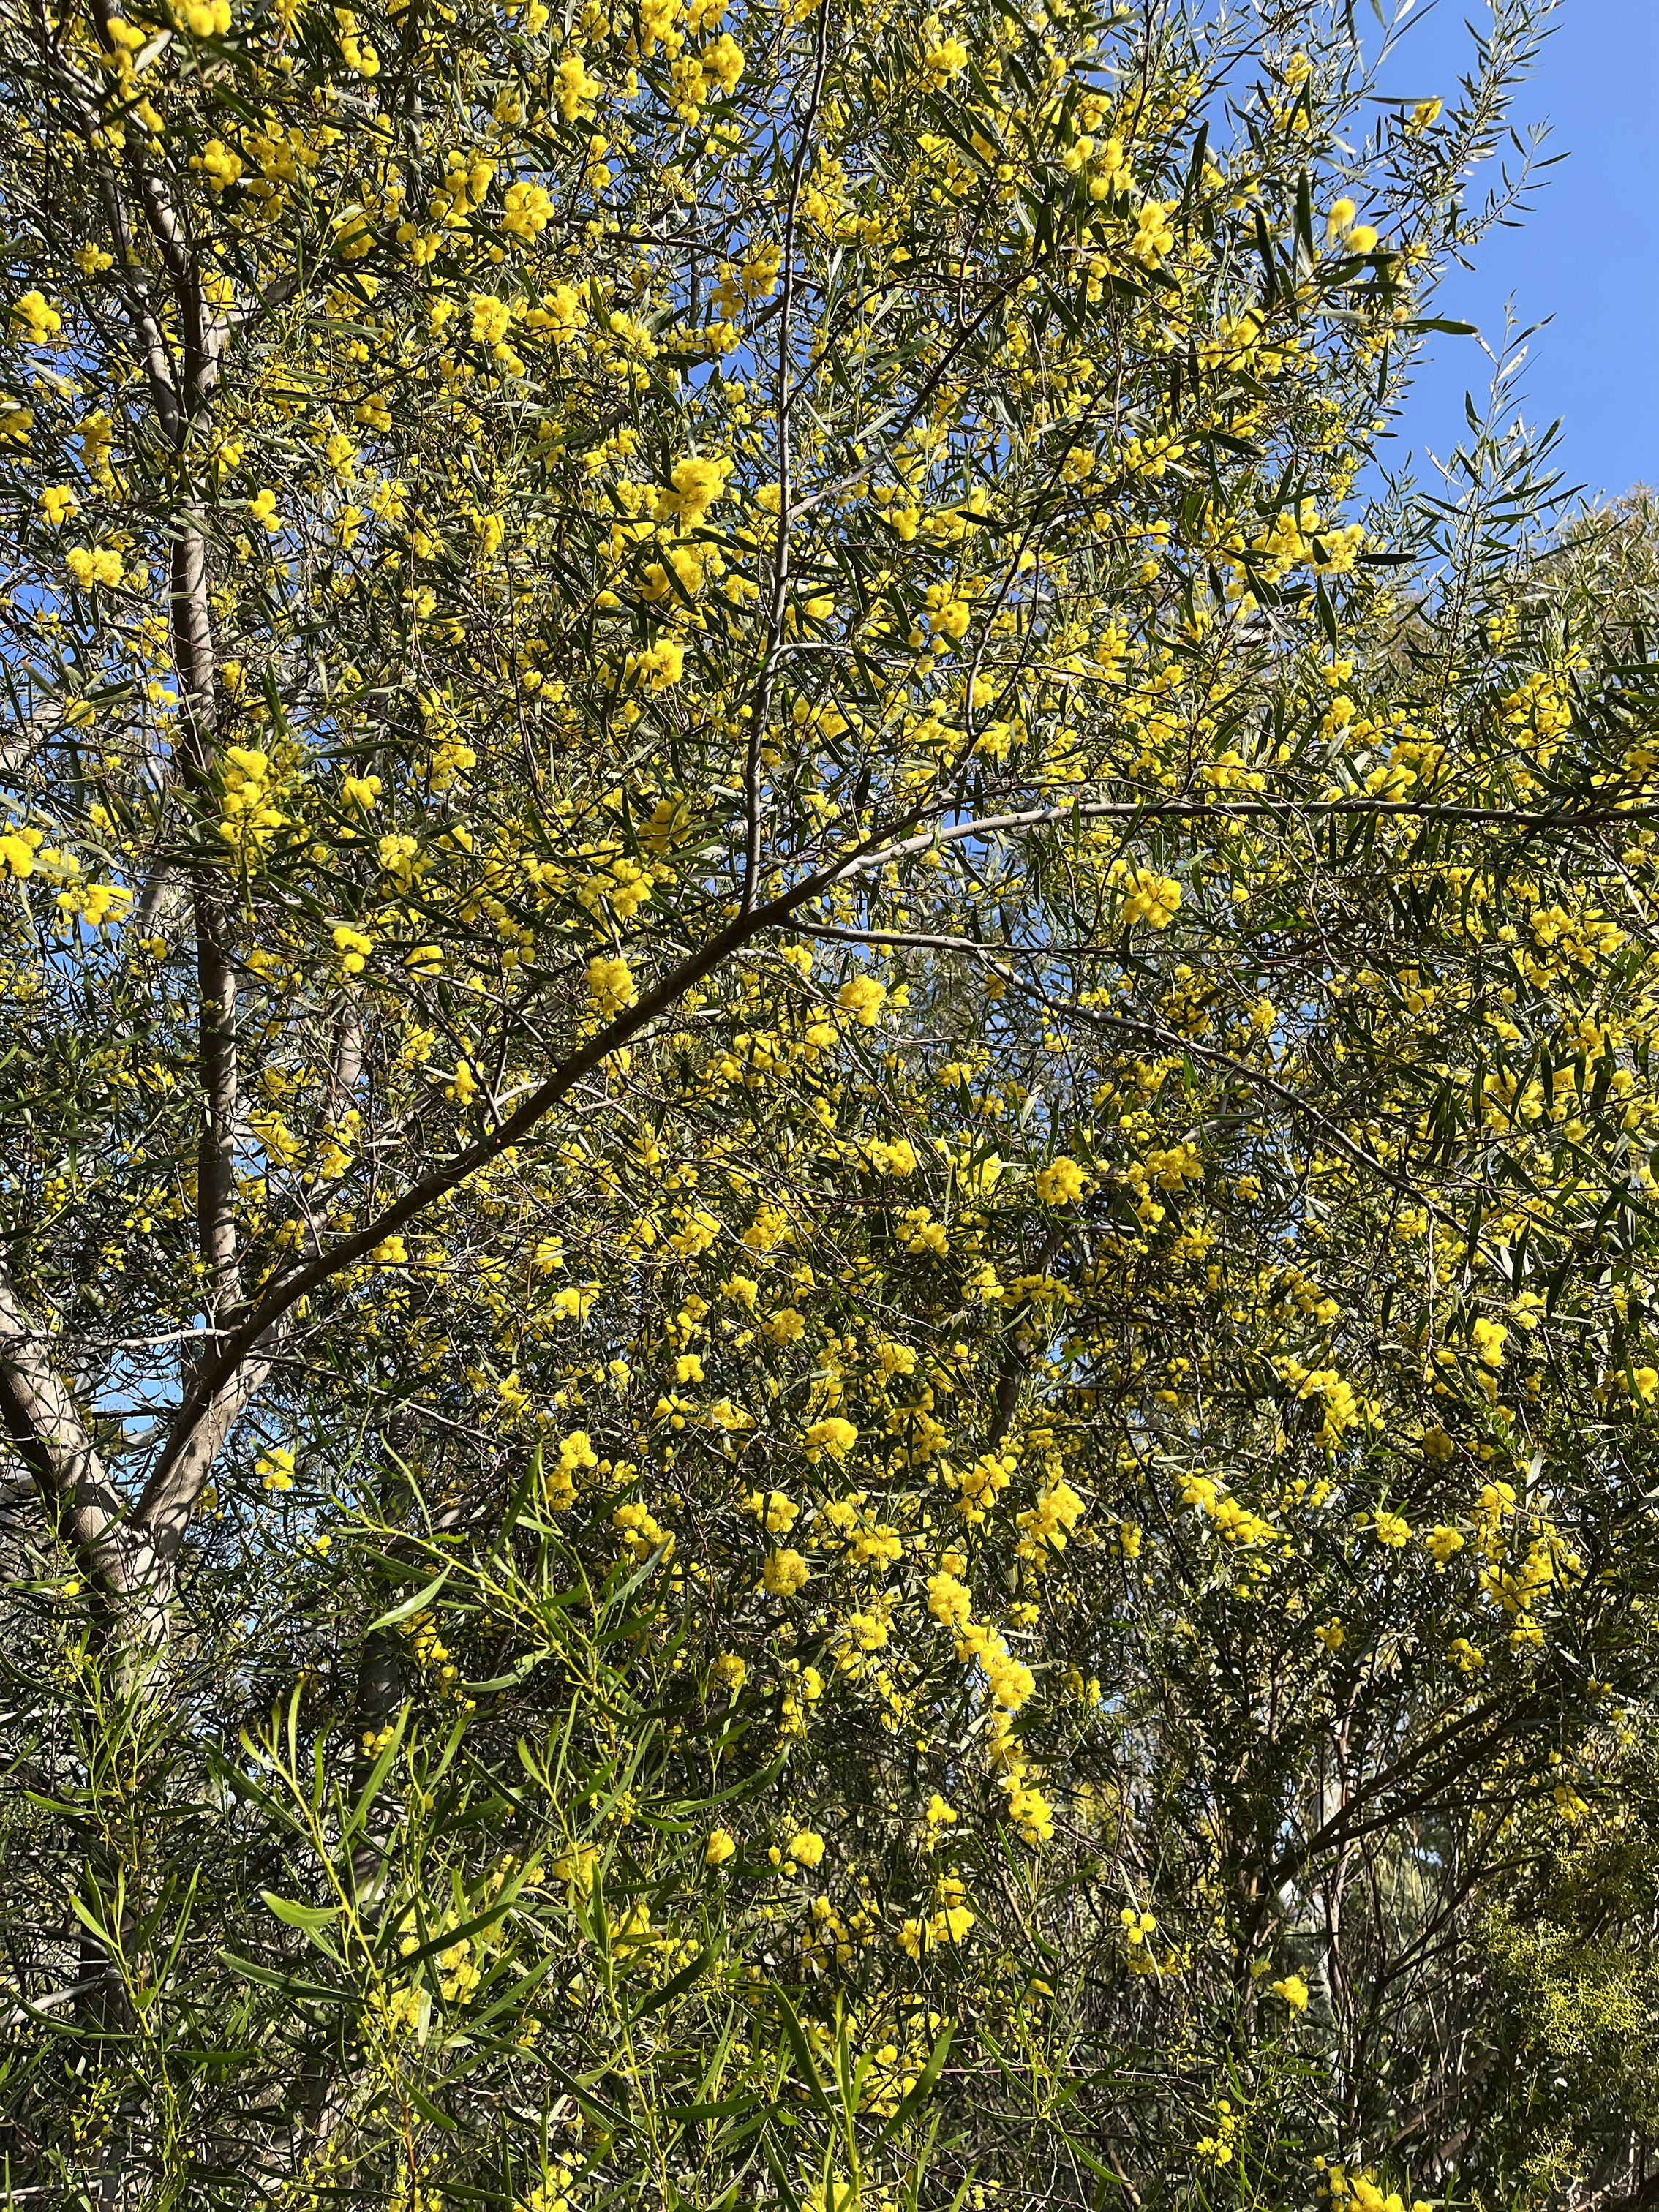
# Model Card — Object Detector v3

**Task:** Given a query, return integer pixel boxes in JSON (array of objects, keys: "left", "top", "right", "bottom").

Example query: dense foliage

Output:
[{"left": 3, "top": 0, "right": 1659, "bottom": 2205}]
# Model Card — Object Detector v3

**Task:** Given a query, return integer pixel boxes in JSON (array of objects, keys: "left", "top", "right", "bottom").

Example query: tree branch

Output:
[{"left": 0, "top": 1256, "right": 139, "bottom": 1599}]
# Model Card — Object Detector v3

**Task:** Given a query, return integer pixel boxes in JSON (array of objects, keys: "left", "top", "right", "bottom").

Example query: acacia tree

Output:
[
  {"left": 5, "top": 0, "right": 1659, "bottom": 2203},
  {"left": 0, "top": 0, "right": 1516, "bottom": 1625}
]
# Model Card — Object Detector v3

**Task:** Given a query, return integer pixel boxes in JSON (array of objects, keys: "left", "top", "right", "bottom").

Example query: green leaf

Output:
[
  {"left": 873, "top": 2020, "right": 955, "bottom": 2146},
  {"left": 625, "top": 1939, "right": 718, "bottom": 2027},
  {"left": 661, "top": 2091, "right": 767, "bottom": 2123},
  {"left": 217, "top": 1951, "right": 349, "bottom": 2005},
  {"left": 404, "top": 2079, "right": 460, "bottom": 2130},
  {"left": 260, "top": 1890, "right": 340, "bottom": 1934},
  {"left": 366, "top": 1565, "right": 451, "bottom": 1632}
]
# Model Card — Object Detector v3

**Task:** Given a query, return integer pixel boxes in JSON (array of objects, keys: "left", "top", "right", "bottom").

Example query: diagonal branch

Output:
[
  {"left": 821, "top": 788, "right": 1659, "bottom": 881},
  {"left": 132, "top": 849, "right": 883, "bottom": 1555}
]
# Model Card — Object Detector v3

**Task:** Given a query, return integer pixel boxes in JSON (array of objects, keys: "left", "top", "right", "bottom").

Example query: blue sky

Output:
[{"left": 1366, "top": 0, "right": 1658, "bottom": 507}]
